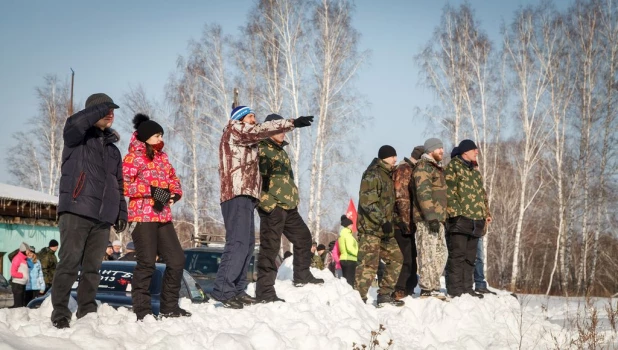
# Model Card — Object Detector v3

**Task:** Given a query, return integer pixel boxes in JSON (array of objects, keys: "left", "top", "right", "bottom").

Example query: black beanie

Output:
[
  {"left": 458, "top": 139, "right": 478, "bottom": 154},
  {"left": 264, "top": 114, "right": 284, "bottom": 122},
  {"left": 411, "top": 146, "right": 425, "bottom": 160},
  {"left": 133, "top": 114, "right": 164, "bottom": 142},
  {"left": 317, "top": 244, "right": 326, "bottom": 251},
  {"left": 49, "top": 239, "right": 59, "bottom": 248},
  {"left": 378, "top": 145, "right": 397, "bottom": 160},
  {"left": 341, "top": 215, "right": 353, "bottom": 227}
]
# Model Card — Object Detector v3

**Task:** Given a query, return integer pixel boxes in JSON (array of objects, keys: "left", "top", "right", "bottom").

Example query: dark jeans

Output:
[
  {"left": 11, "top": 283, "right": 26, "bottom": 308},
  {"left": 256, "top": 206, "right": 313, "bottom": 299},
  {"left": 446, "top": 232, "right": 478, "bottom": 296},
  {"left": 340, "top": 260, "right": 357, "bottom": 287},
  {"left": 212, "top": 196, "right": 257, "bottom": 301},
  {"left": 474, "top": 237, "right": 487, "bottom": 289},
  {"left": 394, "top": 229, "right": 418, "bottom": 295},
  {"left": 25, "top": 290, "right": 43, "bottom": 305},
  {"left": 131, "top": 222, "right": 185, "bottom": 317},
  {"left": 51, "top": 213, "right": 110, "bottom": 322}
]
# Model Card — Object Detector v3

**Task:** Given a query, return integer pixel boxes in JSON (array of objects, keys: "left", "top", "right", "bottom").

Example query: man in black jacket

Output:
[{"left": 51, "top": 93, "right": 128, "bottom": 329}]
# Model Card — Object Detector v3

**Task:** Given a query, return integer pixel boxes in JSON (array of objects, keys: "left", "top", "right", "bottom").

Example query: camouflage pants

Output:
[
  {"left": 416, "top": 221, "right": 447, "bottom": 291},
  {"left": 354, "top": 234, "right": 403, "bottom": 299}
]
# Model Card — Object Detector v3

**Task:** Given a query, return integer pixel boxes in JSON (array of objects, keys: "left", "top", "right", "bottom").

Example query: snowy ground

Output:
[{"left": 1, "top": 258, "right": 617, "bottom": 349}]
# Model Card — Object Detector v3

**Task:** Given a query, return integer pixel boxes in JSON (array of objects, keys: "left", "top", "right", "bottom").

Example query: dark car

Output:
[
  {"left": 27, "top": 261, "right": 206, "bottom": 314},
  {"left": 0, "top": 274, "right": 13, "bottom": 308},
  {"left": 184, "top": 246, "right": 282, "bottom": 295}
]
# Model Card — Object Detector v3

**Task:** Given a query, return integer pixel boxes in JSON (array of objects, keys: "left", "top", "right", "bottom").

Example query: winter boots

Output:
[
  {"left": 420, "top": 289, "right": 449, "bottom": 301},
  {"left": 293, "top": 276, "right": 324, "bottom": 287},
  {"left": 235, "top": 292, "right": 259, "bottom": 306},
  {"left": 159, "top": 307, "right": 192, "bottom": 318},
  {"left": 53, "top": 318, "right": 70, "bottom": 329},
  {"left": 377, "top": 293, "right": 405, "bottom": 307},
  {"left": 475, "top": 287, "right": 496, "bottom": 295},
  {"left": 258, "top": 295, "right": 286, "bottom": 303}
]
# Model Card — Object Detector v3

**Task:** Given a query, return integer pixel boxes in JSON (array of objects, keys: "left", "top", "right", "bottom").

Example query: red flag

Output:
[{"left": 346, "top": 199, "right": 358, "bottom": 233}]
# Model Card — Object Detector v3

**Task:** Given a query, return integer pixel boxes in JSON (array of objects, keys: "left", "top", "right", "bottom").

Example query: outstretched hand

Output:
[{"left": 293, "top": 116, "right": 314, "bottom": 128}]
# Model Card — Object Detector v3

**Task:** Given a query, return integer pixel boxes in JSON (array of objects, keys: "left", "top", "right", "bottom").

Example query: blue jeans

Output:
[
  {"left": 212, "top": 196, "right": 256, "bottom": 301},
  {"left": 474, "top": 237, "right": 487, "bottom": 289}
]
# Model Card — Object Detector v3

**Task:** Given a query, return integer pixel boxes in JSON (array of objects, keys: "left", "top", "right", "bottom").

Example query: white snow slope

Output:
[{"left": 1, "top": 258, "right": 617, "bottom": 349}]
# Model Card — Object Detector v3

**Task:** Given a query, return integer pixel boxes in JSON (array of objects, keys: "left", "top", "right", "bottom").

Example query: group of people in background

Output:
[
  {"left": 304, "top": 137, "right": 493, "bottom": 308},
  {"left": 351, "top": 137, "right": 493, "bottom": 307},
  {"left": 103, "top": 240, "right": 136, "bottom": 261},
  {"left": 12, "top": 90, "right": 493, "bottom": 328},
  {"left": 8, "top": 239, "right": 58, "bottom": 308}
]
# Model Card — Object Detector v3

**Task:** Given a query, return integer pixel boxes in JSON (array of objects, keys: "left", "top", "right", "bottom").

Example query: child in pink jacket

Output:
[{"left": 10, "top": 242, "right": 30, "bottom": 308}]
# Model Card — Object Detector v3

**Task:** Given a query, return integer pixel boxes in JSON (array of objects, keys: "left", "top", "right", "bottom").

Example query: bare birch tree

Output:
[
  {"left": 503, "top": 5, "right": 553, "bottom": 289},
  {"left": 307, "top": 0, "right": 368, "bottom": 241},
  {"left": 7, "top": 75, "right": 73, "bottom": 195}
]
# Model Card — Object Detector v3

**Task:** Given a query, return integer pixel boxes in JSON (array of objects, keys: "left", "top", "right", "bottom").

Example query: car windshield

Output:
[{"left": 184, "top": 251, "right": 223, "bottom": 278}]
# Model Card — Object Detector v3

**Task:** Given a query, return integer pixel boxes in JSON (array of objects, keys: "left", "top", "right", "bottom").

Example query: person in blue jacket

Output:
[{"left": 25, "top": 248, "right": 45, "bottom": 305}]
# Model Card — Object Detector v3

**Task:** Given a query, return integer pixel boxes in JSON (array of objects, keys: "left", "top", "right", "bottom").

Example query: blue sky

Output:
[{"left": 0, "top": 0, "right": 543, "bottom": 196}]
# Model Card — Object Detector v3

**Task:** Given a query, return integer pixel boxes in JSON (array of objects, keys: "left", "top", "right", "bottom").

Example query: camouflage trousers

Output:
[
  {"left": 416, "top": 221, "right": 447, "bottom": 291},
  {"left": 354, "top": 234, "right": 403, "bottom": 299}
]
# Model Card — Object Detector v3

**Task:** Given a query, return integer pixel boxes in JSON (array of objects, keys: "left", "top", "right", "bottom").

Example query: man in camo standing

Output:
[
  {"left": 256, "top": 114, "right": 322, "bottom": 304},
  {"left": 355, "top": 145, "right": 404, "bottom": 307},
  {"left": 413, "top": 138, "right": 448, "bottom": 299}
]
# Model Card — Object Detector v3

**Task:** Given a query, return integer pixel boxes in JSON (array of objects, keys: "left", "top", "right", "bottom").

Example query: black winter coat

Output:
[{"left": 57, "top": 104, "right": 128, "bottom": 225}]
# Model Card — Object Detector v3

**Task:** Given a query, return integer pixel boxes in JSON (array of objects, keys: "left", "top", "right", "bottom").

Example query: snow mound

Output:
[{"left": 0, "top": 258, "right": 591, "bottom": 349}]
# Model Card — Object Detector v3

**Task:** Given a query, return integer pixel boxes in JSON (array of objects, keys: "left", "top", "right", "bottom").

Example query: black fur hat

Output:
[{"left": 133, "top": 114, "right": 163, "bottom": 142}]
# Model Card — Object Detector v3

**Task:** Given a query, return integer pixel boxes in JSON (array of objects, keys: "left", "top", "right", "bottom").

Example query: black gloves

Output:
[
  {"left": 382, "top": 222, "right": 393, "bottom": 235},
  {"left": 396, "top": 222, "right": 409, "bottom": 234},
  {"left": 170, "top": 193, "right": 181, "bottom": 204},
  {"left": 293, "top": 116, "right": 314, "bottom": 128},
  {"left": 114, "top": 219, "right": 127, "bottom": 232},
  {"left": 151, "top": 186, "right": 171, "bottom": 212},
  {"left": 428, "top": 220, "right": 441, "bottom": 234}
]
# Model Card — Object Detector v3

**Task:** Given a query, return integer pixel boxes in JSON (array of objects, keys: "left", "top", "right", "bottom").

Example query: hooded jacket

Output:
[
  {"left": 123, "top": 132, "right": 182, "bottom": 223},
  {"left": 58, "top": 104, "right": 128, "bottom": 225},
  {"left": 38, "top": 247, "right": 58, "bottom": 285},
  {"left": 10, "top": 251, "right": 29, "bottom": 285},
  {"left": 26, "top": 258, "right": 45, "bottom": 292},
  {"left": 412, "top": 154, "right": 447, "bottom": 223},
  {"left": 338, "top": 227, "right": 358, "bottom": 261},
  {"left": 357, "top": 158, "right": 397, "bottom": 238},
  {"left": 218, "top": 119, "right": 295, "bottom": 203}
]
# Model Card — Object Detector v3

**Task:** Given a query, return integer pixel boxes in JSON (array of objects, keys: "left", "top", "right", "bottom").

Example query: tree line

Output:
[{"left": 416, "top": 0, "right": 618, "bottom": 296}]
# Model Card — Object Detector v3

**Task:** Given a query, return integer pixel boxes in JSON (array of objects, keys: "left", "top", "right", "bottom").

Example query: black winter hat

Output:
[
  {"left": 411, "top": 146, "right": 425, "bottom": 161},
  {"left": 85, "top": 93, "right": 119, "bottom": 109},
  {"left": 378, "top": 145, "right": 397, "bottom": 160},
  {"left": 265, "top": 114, "right": 284, "bottom": 122},
  {"left": 341, "top": 215, "right": 353, "bottom": 227},
  {"left": 457, "top": 139, "right": 478, "bottom": 154},
  {"left": 317, "top": 244, "right": 326, "bottom": 251},
  {"left": 133, "top": 114, "right": 164, "bottom": 142},
  {"left": 451, "top": 147, "right": 460, "bottom": 159},
  {"left": 49, "top": 239, "right": 59, "bottom": 248}
]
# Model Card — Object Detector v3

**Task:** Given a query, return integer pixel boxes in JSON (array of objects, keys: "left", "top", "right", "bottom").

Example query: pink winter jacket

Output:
[
  {"left": 332, "top": 241, "right": 342, "bottom": 270},
  {"left": 10, "top": 251, "right": 29, "bottom": 285}
]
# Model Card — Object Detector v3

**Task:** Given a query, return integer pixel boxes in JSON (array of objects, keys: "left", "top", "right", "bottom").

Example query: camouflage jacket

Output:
[
  {"left": 412, "top": 154, "right": 447, "bottom": 223},
  {"left": 219, "top": 119, "right": 295, "bottom": 203},
  {"left": 445, "top": 156, "right": 489, "bottom": 220},
  {"left": 393, "top": 157, "right": 417, "bottom": 231},
  {"left": 357, "top": 158, "right": 397, "bottom": 238},
  {"left": 38, "top": 247, "right": 57, "bottom": 285},
  {"left": 311, "top": 253, "right": 325, "bottom": 270},
  {"left": 258, "top": 138, "right": 299, "bottom": 212}
]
